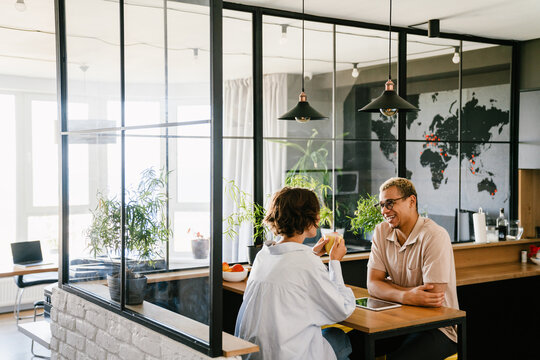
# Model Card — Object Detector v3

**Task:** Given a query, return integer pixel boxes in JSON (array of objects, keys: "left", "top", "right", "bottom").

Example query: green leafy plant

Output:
[
  {"left": 349, "top": 193, "right": 384, "bottom": 236},
  {"left": 223, "top": 179, "right": 267, "bottom": 246},
  {"left": 285, "top": 173, "right": 333, "bottom": 228},
  {"left": 273, "top": 129, "right": 329, "bottom": 174},
  {"left": 86, "top": 168, "right": 171, "bottom": 267}
]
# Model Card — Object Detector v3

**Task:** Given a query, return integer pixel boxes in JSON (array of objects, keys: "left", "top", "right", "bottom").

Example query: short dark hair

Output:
[
  {"left": 380, "top": 177, "right": 418, "bottom": 211},
  {"left": 264, "top": 187, "right": 320, "bottom": 237}
]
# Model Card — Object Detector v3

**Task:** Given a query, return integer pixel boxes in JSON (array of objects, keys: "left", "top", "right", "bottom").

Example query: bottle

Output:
[{"left": 496, "top": 208, "right": 508, "bottom": 241}]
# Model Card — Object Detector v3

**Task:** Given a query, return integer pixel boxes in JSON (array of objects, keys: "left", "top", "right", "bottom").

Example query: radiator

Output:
[{"left": 0, "top": 277, "right": 48, "bottom": 309}]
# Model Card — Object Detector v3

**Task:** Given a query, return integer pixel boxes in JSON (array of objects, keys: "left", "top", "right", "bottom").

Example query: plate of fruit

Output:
[{"left": 222, "top": 262, "right": 248, "bottom": 282}]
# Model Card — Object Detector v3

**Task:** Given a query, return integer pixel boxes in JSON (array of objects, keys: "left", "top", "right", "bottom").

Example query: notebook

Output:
[{"left": 11, "top": 241, "right": 52, "bottom": 267}]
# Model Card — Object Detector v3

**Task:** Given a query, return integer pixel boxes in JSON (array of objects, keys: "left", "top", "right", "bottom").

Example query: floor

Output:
[{"left": 0, "top": 310, "right": 50, "bottom": 359}]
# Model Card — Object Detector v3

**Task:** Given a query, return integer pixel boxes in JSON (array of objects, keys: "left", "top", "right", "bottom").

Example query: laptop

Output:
[{"left": 11, "top": 241, "right": 52, "bottom": 267}]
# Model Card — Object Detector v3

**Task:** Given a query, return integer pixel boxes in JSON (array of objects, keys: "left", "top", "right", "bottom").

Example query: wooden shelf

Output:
[
  {"left": 18, "top": 321, "right": 51, "bottom": 349},
  {"left": 77, "top": 283, "right": 258, "bottom": 358},
  {"left": 456, "top": 262, "right": 540, "bottom": 286}
]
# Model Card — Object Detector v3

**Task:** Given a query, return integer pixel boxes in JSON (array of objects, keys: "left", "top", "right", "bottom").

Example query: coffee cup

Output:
[{"left": 323, "top": 232, "right": 343, "bottom": 254}]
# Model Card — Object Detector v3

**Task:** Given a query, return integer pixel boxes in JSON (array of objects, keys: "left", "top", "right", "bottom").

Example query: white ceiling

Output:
[
  {"left": 238, "top": 0, "right": 540, "bottom": 41},
  {"left": 0, "top": 0, "right": 538, "bottom": 84}
]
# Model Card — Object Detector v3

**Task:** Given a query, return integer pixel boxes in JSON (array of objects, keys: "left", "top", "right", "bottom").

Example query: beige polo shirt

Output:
[{"left": 367, "top": 216, "right": 459, "bottom": 343}]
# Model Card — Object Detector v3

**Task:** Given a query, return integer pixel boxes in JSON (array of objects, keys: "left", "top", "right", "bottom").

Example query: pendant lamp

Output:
[
  {"left": 358, "top": 0, "right": 418, "bottom": 117},
  {"left": 278, "top": 0, "right": 327, "bottom": 123}
]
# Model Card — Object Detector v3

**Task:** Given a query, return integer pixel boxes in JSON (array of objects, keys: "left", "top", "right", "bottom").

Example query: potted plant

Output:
[
  {"left": 86, "top": 168, "right": 171, "bottom": 305},
  {"left": 223, "top": 179, "right": 267, "bottom": 265},
  {"left": 348, "top": 193, "right": 384, "bottom": 241},
  {"left": 188, "top": 229, "right": 209, "bottom": 259}
]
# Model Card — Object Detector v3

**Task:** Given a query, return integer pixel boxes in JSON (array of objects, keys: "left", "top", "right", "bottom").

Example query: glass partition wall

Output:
[{"left": 57, "top": 0, "right": 517, "bottom": 356}]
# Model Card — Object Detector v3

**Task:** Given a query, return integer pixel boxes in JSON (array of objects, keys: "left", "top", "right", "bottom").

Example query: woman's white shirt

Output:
[{"left": 235, "top": 242, "right": 356, "bottom": 360}]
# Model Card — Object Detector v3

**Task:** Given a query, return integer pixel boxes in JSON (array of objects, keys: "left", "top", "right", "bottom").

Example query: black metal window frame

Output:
[{"left": 54, "top": 0, "right": 520, "bottom": 357}]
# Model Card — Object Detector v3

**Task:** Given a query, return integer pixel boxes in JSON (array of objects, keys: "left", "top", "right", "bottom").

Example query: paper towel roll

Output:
[{"left": 473, "top": 211, "right": 487, "bottom": 243}]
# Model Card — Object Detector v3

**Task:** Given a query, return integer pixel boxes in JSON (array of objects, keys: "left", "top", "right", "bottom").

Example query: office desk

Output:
[
  {"left": 223, "top": 281, "right": 466, "bottom": 360},
  {"left": 0, "top": 263, "right": 58, "bottom": 278}
]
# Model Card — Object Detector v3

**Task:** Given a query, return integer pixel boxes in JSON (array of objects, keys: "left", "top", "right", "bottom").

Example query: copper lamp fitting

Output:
[
  {"left": 299, "top": 91, "right": 307, "bottom": 102},
  {"left": 384, "top": 79, "right": 395, "bottom": 91}
]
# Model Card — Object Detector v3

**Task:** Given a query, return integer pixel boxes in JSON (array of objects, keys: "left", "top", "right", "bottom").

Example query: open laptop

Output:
[{"left": 11, "top": 241, "right": 52, "bottom": 267}]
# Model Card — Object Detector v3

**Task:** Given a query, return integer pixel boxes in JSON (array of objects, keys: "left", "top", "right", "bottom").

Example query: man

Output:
[{"left": 366, "top": 177, "right": 459, "bottom": 360}]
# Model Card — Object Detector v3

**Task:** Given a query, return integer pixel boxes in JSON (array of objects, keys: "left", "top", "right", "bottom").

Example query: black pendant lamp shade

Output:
[
  {"left": 359, "top": 79, "right": 418, "bottom": 113},
  {"left": 278, "top": 92, "right": 327, "bottom": 121},
  {"left": 278, "top": 0, "right": 327, "bottom": 122},
  {"left": 358, "top": 0, "right": 419, "bottom": 116}
]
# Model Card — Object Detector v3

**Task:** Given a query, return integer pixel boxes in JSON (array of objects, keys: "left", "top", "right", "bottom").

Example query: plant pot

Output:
[
  {"left": 107, "top": 274, "right": 147, "bottom": 305},
  {"left": 191, "top": 238, "right": 210, "bottom": 259},
  {"left": 247, "top": 244, "right": 263, "bottom": 265}
]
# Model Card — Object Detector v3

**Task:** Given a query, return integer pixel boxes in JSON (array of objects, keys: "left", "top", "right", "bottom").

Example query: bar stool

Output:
[{"left": 13, "top": 272, "right": 57, "bottom": 324}]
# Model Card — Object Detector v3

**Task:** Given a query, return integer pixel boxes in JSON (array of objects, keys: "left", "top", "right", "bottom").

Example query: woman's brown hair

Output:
[{"left": 264, "top": 187, "right": 320, "bottom": 237}]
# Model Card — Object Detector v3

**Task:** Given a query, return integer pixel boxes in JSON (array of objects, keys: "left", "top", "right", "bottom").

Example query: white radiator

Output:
[{"left": 0, "top": 277, "right": 48, "bottom": 310}]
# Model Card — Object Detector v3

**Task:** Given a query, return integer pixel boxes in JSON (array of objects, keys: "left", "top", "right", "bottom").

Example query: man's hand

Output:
[
  {"left": 329, "top": 237, "right": 347, "bottom": 261},
  {"left": 312, "top": 237, "right": 329, "bottom": 256},
  {"left": 402, "top": 284, "right": 445, "bottom": 307}
]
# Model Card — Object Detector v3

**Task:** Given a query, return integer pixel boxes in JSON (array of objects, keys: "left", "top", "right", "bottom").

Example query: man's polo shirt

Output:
[{"left": 368, "top": 216, "right": 459, "bottom": 342}]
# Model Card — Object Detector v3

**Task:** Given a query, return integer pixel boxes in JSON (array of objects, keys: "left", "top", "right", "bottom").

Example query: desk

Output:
[
  {"left": 223, "top": 281, "right": 466, "bottom": 360},
  {"left": 0, "top": 263, "right": 58, "bottom": 278}
]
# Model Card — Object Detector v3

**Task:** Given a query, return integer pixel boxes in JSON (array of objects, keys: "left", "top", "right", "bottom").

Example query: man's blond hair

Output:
[{"left": 379, "top": 177, "right": 418, "bottom": 211}]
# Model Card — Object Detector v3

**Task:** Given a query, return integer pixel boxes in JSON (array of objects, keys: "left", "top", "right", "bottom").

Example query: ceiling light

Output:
[
  {"left": 192, "top": 48, "right": 199, "bottom": 62},
  {"left": 279, "top": 0, "right": 327, "bottom": 123},
  {"left": 452, "top": 46, "right": 460, "bottom": 64},
  {"left": 351, "top": 63, "right": 359, "bottom": 78},
  {"left": 280, "top": 25, "right": 288, "bottom": 45},
  {"left": 358, "top": 0, "right": 419, "bottom": 118},
  {"left": 15, "top": 0, "right": 26, "bottom": 12}
]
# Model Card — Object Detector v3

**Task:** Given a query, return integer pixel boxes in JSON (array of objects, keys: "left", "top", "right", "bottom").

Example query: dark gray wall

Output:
[{"left": 520, "top": 38, "right": 540, "bottom": 90}]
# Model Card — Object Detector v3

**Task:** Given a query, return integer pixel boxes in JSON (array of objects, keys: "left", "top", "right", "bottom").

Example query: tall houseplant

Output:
[
  {"left": 348, "top": 193, "right": 384, "bottom": 240},
  {"left": 223, "top": 179, "right": 267, "bottom": 264},
  {"left": 86, "top": 168, "right": 171, "bottom": 304}
]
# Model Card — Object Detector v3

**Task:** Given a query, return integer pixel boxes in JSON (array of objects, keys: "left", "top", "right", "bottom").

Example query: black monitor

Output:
[{"left": 11, "top": 241, "right": 43, "bottom": 265}]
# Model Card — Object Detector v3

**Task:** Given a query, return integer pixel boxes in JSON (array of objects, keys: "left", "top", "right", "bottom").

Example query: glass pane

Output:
[
  {"left": 263, "top": 138, "right": 333, "bottom": 243},
  {"left": 68, "top": 131, "right": 121, "bottom": 304},
  {"left": 263, "top": 16, "right": 332, "bottom": 138},
  {"left": 460, "top": 142, "right": 510, "bottom": 223},
  {"left": 406, "top": 36, "right": 460, "bottom": 141},
  {"left": 224, "top": 10, "right": 253, "bottom": 138},
  {"left": 65, "top": 0, "right": 121, "bottom": 131},
  {"left": 0, "top": 95, "right": 16, "bottom": 263},
  {"left": 336, "top": 26, "right": 398, "bottom": 140},
  {"left": 407, "top": 141, "right": 459, "bottom": 241},
  {"left": 335, "top": 140, "right": 397, "bottom": 247},
  {"left": 461, "top": 43, "right": 511, "bottom": 141},
  {"left": 223, "top": 139, "right": 254, "bottom": 263}
]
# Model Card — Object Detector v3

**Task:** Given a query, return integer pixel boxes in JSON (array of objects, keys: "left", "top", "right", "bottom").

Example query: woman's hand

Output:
[
  {"left": 312, "top": 237, "right": 329, "bottom": 256},
  {"left": 329, "top": 237, "right": 347, "bottom": 261}
]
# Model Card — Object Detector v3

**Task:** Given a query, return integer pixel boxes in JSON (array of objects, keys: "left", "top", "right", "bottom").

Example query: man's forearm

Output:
[{"left": 367, "top": 279, "right": 409, "bottom": 303}]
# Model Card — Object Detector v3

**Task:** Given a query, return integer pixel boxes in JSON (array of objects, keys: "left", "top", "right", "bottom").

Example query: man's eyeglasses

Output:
[{"left": 374, "top": 196, "right": 408, "bottom": 211}]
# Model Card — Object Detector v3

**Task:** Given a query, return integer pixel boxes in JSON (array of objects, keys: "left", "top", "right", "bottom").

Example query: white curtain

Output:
[{"left": 222, "top": 74, "right": 288, "bottom": 262}]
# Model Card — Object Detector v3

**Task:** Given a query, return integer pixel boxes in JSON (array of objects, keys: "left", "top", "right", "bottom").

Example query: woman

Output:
[{"left": 235, "top": 187, "right": 356, "bottom": 360}]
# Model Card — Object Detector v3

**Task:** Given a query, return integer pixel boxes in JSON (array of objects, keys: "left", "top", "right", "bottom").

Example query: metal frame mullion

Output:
[
  {"left": 119, "top": 0, "right": 127, "bottom": 310},
  {"left": 54, "top": 0, "right": 69, "bottom": 286},
  {"left": 509, "top": 42, "right": 520, "bottom": 220},
  {"left": 209, "top": 0, "right": 224, "bottom": 356},
  {"left": 397, "top": 31, "right": 406, "bottom": 178},
  {"left": 163, "top": 0, "right": 171, "bottom": 270},
  {"left": 253, "top": 9, "right": 263, "bottom": 208}
]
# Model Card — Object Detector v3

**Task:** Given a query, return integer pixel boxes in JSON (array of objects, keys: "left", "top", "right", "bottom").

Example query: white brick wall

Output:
[{"left": 51, "top": 288, "right": 240, "bottom": 360}]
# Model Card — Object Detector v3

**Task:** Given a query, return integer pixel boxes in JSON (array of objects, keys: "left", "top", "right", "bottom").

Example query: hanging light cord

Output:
[
  {"left": 301, "top": 0, "right": 305, "bottom": 92},
  {"left": 388, "top": 0, "right": 392, "bottom": 79}
]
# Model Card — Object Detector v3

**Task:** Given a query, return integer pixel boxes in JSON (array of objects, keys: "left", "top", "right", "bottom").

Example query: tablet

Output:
[{"left": 355, "top": 297, "right": 402, "bottom": 311}]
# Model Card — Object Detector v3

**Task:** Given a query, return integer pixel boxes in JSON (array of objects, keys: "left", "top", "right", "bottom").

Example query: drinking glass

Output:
[{"left": 507, "top": 220, "right": 524, "bottom": 241}]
